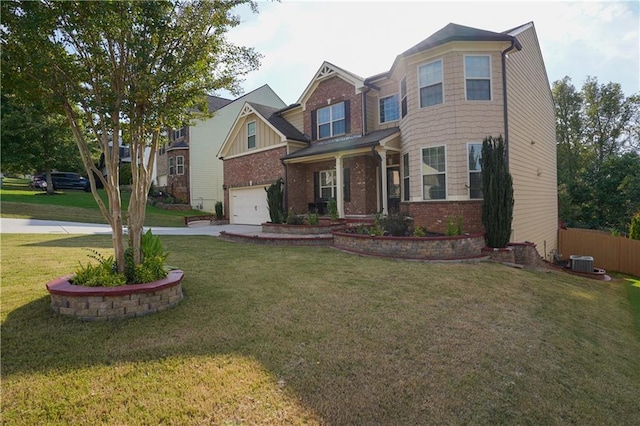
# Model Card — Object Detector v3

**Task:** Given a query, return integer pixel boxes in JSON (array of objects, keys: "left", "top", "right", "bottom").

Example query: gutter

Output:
[{"left": 501, "top": 38, "right": 522, "bottom": 166}]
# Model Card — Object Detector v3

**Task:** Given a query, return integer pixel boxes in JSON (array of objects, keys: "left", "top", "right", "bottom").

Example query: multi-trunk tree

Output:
[{"left": 1, "top": 0, "right": 260, "bottom": 271}]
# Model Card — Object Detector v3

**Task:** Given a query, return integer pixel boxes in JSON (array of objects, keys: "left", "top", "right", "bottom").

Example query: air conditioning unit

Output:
[{"left": 570, "top": 255, "right": 594, "bottom": 273}]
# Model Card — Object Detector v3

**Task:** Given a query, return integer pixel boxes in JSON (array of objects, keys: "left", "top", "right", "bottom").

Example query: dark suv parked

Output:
[{"left": 34, "top": 172, "right": 90, "bottom": 192}]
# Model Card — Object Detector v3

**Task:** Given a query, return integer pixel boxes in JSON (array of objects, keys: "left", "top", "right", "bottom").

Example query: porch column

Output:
[
  {"left": 335, "top": 154, "right": 344, "bottom": 218},
  {"left": 379, "top": 149, "right": 388, "bottom": 214}
]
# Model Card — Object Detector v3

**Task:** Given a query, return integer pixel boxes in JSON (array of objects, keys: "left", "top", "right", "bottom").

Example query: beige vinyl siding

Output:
[
  {"left": 398, "top": 47, "right": 506, "bottom": 201},
  {"left": 281, "top": 108, "right": 303, "bottom": 133},
  {"left": 366, "top": 91, "right": 378, "bottom": 132},
  {"left": 225, "top": 113, "right": 283, "bottom": 157},
  {"left": 376, "top": 80, "right": 401, "bottom": 131},
  {"left": 505, "top": 24, "right": 558, "bottom": 256},
  {"left": 189, "top": 85, "right": 285, "bottom": 213}
]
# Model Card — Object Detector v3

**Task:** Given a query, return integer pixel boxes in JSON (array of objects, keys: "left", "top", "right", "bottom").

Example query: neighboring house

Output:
[{"left": 219, "top": 22, "right": 557, "bottom": 256}]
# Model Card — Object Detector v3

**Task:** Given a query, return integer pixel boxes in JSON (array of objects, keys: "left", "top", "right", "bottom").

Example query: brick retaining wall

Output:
[{"left": 46, "top": 270, "right": 184, "bottom": 321}]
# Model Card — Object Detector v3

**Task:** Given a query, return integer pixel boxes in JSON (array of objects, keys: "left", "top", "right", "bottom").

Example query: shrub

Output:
[
  {"left": 413, "top": 226, "right": 427, "bottom": 237},
  {"left": 265, "top": 180, "right": 284, "bottom": 224},
  {"left": 73, "top": 250, "right": 126, "bottom": 287},
  {"left": 285, "top": 208, "right": 304, "bottom": 225},
  {"left": 445, "top": 216, "right": 463, "bottom": 236},
  {"left": 307, "top": 211, "right": 319, "bottom": 225},
  {"left": 119, "top": 162, "right": 132, "bottom": 185},
  {"left": 480, "top": 135, "right": 514, "bottom": 248},
  {"left": 214, "top": 201, "right": 224, "bottom": 220},
  {"left": 630, "top": 212, "right": 640, "bottom": 240},
  {"left": 327, "top": 198, "right": 339, "bottom": 221},
  {"left": 378, "top": 212, "right": 413, "bottom": 236}
]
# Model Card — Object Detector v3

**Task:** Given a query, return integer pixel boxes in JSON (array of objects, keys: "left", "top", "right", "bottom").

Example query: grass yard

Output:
[
  {"left": 0, "top": 177, "right": 202, "bottom": 227},
  {"left": 2, "top": 234, "right": 639, "bottom": 424}
]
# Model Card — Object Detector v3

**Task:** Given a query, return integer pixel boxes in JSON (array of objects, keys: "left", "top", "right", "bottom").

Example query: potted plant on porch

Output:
[{"left": 4, "top": 1, "right": 261, "bottom": 318}]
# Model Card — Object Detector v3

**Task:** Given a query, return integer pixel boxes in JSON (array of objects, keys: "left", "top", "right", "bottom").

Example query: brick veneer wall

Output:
[
  {"left": 303, "top": 76, "right": 363, "bottom": 141},
  {"left": 167, "top": 148, "right": 190, "bottom": 203},
  {"left": 333, "top": 231, "right": 485, "bottom": 260},
  {"left": 401, "top": 201, "right": 483, "bottom": 234},
  {"left": 46, "top": 270, "right": 184, "bottom": 321}
]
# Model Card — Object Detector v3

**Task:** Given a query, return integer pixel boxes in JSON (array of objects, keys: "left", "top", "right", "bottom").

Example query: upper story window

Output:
[
  {"left": 465, "top": 55, "right": 491, "bottom": 101},
  {"left": 400, "top": 77, "right": 408, "bottom": 118},
  {"left": 176, "top": 155, "right": 185, "bottom": 175},
  {"left": 319, "top": 169, "right": 336, "bottom": 199},
  {"left": 422, "top": 145, "right": 446, "bottom": 200},
  {"left": 379, "top": 94, "right": 400, "bottom": 123},
  {"left": 418, "top": 60, "right": 443, "bottom": 108},
  {"left": 174, "top": 127, "right": 186, "bottom": 139},
  {"left": 318, "top": 102, "right": 345, "bottom": 139},
  {"left": 168, "top": 157, "right": 175, "bottom": 175},
  {"left": 247, "top": 121, "right": 256, "bottom": 149},
  {"left": 468, "top": 143, "right": 483, "bottom": 199},
  {"left": 159, "top": 143, "right": 166, "bottom": 156},
  {"left": 403, "top": 153, "right": 410, "bottom": 201}
]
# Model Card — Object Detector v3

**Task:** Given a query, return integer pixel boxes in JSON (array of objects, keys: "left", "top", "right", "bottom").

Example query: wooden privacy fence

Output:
[{"left": 558, "top": 228, "right": 640, "bottom": 277}]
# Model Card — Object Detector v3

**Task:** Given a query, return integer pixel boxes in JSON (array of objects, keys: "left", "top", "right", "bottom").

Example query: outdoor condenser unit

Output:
[{"left": 570, "top": 255, "right": 594, "bottom": 273}]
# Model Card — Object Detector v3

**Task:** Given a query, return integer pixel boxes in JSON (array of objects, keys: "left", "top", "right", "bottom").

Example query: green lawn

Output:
[
  {"left": 2, "top": 234, "right": 639, "bottom": 424},
  {"left": 0, "top": 177, "right": 203, "bottom": 227}
]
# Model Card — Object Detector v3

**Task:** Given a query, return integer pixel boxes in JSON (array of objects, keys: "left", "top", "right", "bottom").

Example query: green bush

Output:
[
  {"left": 73, "top": 250, "right": 126, "bottom": 287},
  {"left": 378, "top": 212, "right": 413, "bottom": 236},
  {"left": 265, "top": 180, "right": 284, "bottom": 224},
  {"left": 120, "top": 162, "right": 133, "bottom": 185},
  {"left": 445, "top": 216, "right": 463, "bottom": 236},
  {"left": 307, "top": 211, "right": 319, "bottom": 225},
  {"left": 327, "top": 198, "right": 339, "bottom": 221},
  {"left": 630, "top": 212, "right": 640, "bottom": 240},
  {"left": 215, "top": 201, "right": 224, "bottom": 220},
  {"left": 285, "top": 208, "right": 304, "bottom": 225},
  {"left": 413, "top": 226, "right": 427, "bottom": 237}
]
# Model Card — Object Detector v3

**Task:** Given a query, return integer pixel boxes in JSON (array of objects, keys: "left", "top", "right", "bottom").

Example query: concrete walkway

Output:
[{"left": 0, "top": 218, "right": 262, "bottom": 237}]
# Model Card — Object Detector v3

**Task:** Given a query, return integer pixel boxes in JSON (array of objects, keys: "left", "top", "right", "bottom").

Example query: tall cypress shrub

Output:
[
  {"left": 480, "top": 135, "right": 514, "bottom": 248},
  {"left": 265, "top": 179, "right": 284, "bottom": 224}
]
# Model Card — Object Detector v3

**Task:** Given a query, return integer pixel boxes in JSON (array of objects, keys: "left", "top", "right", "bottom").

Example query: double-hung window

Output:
[
  {"left": 418, "top": 60, "right": 443, "bottom": 108},
  {"left": 465, "top": 55, "right": 491, "bottom": 101},
  {"left": 319, "top": 170, "right": 336, "bottom": 199},
  {"left": 422, "top": 146, "right": 446, "bottom": 200},
  {"left": 174, "top": 127, "right": 185, "bottom": 139},
  {"left": 468, "top": 143, "right": 482, "bottom": 199},
  {"left": 379, "top": 94, "right": 400, "bottom": 123},
  {"left": 176, "top": 156, "right": 185, "bottom": 175},
  {"left": 403, "top": 153, "right": 410, "bottom": 201},
  {"left": 400, "top": 77, "right": 408, "bottom": 118},
  {"left": 247, "top": 121, "right": 256, "bottom": 149},
  {"left": 317, "top": 102, "right": 345, "bottom": 139},
  {"left": 168, "top": 157, "right": 175, "bottom": 175}
]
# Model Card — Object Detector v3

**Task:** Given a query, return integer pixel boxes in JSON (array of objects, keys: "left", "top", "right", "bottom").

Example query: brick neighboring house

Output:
[
  {"left": 219, "top": 22, "right": 558, "bottom": 257},
  {"left": 156, "top": 95, "right": 233, "bottom": 203}
]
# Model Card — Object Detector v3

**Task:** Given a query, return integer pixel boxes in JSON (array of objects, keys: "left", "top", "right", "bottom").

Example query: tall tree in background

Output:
[
  {"left": 1, "top": 0, "right": 260, "bottom": 270},
  {"left": 552, "top": 76, "right": 640, "bottom": 232}
]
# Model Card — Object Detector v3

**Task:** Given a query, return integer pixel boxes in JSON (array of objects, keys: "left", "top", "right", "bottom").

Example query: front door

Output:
[{"left": 387, "top": 167, "right": 400, "bottom": 213}]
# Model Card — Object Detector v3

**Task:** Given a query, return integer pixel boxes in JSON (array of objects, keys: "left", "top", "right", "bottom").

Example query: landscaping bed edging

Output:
[
  {"left": 46, "top": 270, "right": 184, "bottom": 321},
  {"left": 262, "top": 222, "right": 345, "bottom": 235},
  {"left": 332, "top": 231, "right": 486, "bottom": 260}
]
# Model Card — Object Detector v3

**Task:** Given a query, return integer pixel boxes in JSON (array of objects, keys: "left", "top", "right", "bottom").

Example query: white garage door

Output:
[{"left": 229, "top": 186, "right": 270, "bottom": 225}]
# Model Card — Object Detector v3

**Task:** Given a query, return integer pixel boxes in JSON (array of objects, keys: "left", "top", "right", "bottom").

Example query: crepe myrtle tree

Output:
[{"left": 1, "top": 0, "right": 261, "bottom": 271}]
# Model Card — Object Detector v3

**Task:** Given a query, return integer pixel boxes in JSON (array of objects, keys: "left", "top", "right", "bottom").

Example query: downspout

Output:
[
  {"left": 371, "top": 145, "right": 382, "bottom": 212},
  {"left": 501, "top": 38, "right": 521, "bottom": 166},
  {"left": 362, "top": 87, "right": 369, "bottom": 135}
]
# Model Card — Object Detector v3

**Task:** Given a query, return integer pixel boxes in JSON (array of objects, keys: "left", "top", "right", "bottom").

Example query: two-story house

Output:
[{"left": 218, "top": 22, "right": 557, "bottom": 256}]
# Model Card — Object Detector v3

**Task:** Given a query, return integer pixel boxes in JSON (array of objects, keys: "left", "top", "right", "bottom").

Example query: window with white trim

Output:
[
  {"left": 176, "top": 155, "right": 185, "bottom": 175},
  {"left": 422, "top": 146, "right": 446, "bottom": 200},
  {"left": 379, "top": 94, "right": 400, "bottom": 123},
  {"left": 319, "top": 170, "right": 336, "bottom": 199},
  {"left": 174, "top": 127, "right": 186, "bottom": 139},
  {"left": 403, "top": 153, "right": 410, "bottom": 201},
  {"left": 467, "top": 143, "right": 482, "bottom": 199},
  {"left": 465, "top": 55, "right": 491, "bottom": 101},
  {"left": 400, "top": 77, "right": 407, "bottom": 118},
  {"left": 317, "top": 102, "right": 345, "bottom": 139},
  {"left": 418, "top": 60, "right": 443, "bottom": 108},
  {"left": 168, "top": 157, "right": 175, "bottom": 175},
  {"left": 247, "top": 121, "right": 256, "bottom": 149}
]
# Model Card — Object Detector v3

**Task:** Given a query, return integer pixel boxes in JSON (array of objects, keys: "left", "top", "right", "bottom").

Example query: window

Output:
[
  {"left": 247, "top": 121, "right": 256, "bottom": 149},
  {"left": 400, "top": 76, "right": 407, "bottom": 118},
  {"left": 465, "top": 55, "right": 491, "bottom": 100},
  {"left": 421, "top": 146, "right": 446, "bottom": 200},
  {"left": 319, "top": 170, "right": 336, "bottom": 199},
  {"left": 468, "top": 143, "right": 482, "bottom": 199},
  {"left": 168, "top": 157, "right": 175, "bottom": 175},
  {"left": 174, "top": 127, "right": 186, "bottom": 139},
  {"left": 379, "top": 94, "right": 400, "bottom": 123},
  {"left": 317, "top": 102, "right": 345, "bottom": 139},
  {"left": 159, "top": 143, "right": 166, "bottom": 155},
  {"left": 176, "top": 155, "right": 185, "bottom": 175},
  {"left": 418, "top": 60, "right": 443, "bottom": 108},
  {"left": 403, "top": 153, "right": 410, "bottom": 201}
]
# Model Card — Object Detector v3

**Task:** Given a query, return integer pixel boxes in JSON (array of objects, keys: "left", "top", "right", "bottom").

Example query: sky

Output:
[{"left": 219, "top": 0, "right": 639, "bottom": 105}]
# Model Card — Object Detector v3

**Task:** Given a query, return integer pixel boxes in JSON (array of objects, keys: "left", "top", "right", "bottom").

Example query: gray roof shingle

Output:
[{"left": 247, "top": 102, "right": 309, "bottom": 143}]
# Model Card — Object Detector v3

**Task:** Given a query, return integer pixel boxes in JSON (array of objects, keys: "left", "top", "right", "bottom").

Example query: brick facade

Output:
[
  {"left": 303, "top": 76, "right": 363, "bottom": 142},
  {"left": 401, "top": 200, "right": 483, "bottom": 235},
  {"left": 166, "top": 148, "right": 189, "bottom": 203}
]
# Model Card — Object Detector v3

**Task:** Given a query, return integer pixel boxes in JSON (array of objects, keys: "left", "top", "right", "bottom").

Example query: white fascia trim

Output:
[{"left": 222, "top": 142, "right": 290, "bottom": 160}]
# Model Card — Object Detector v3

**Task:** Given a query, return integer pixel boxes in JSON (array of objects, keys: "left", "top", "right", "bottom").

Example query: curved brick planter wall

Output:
[
  {"left": 46, "top": 270, "right": 184, "bottom": 321},
  {"left": 262, "top": 222, "right": 345, "bottom": 235},
  {"left": 332, "top": 231, "right": 486, "bottom": 260}
]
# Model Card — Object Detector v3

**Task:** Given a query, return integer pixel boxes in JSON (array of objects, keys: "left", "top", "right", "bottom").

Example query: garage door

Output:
[{"left": 229, "top": 186, "right": 270, "bottom": 225}]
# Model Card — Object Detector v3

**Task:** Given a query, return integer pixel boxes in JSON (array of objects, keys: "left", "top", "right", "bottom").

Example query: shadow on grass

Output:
[{"left": 23, "top": 235, "right": 115, "bottom": 249}]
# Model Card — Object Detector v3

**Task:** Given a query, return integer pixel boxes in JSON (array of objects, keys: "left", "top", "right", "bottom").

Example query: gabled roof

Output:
[
  {"left": 246, "top": 102, "right": 308, "bottom": 142},
  {"left": 207, "top": 95, "right": 233, "bottom": 112},
  {"left": 366, "top": 22, "right": 521, "bottom": 84},
  {"left": 297, "top": 61, "right": 366, "bottom": 107},
  {"left": 282, "top": 127, "right": 399, "bottom": 161},
  {"left": 167, "top": 140, "right": 189, "bottom": 151}
]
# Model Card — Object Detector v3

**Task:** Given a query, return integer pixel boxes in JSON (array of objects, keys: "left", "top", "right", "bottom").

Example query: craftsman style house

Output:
[{"left": 218, "top": 22, "right": 557, "bottom": 256}]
